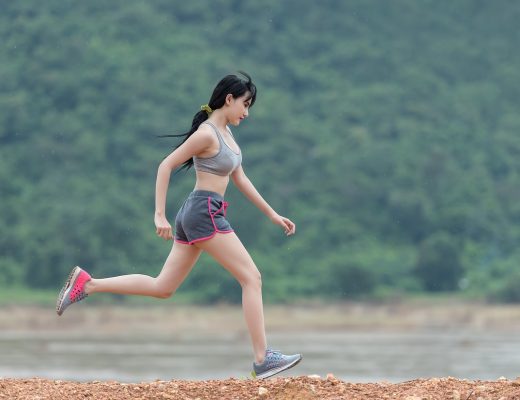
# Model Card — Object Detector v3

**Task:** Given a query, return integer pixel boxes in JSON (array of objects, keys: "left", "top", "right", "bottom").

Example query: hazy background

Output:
[{"left": 1, "top": 0, "right": 520, "bottom": 382}]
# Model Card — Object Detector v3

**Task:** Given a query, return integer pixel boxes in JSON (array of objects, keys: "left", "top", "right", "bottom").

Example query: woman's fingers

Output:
[
  {"left": 154, "top": 215, "right": 173, "bottom": 240},
  {"left": 156, "top": 226, "right": 173, "bottom": 240},
  {"left": 282, "top": 217, "right": 296, "bottom": 235}
]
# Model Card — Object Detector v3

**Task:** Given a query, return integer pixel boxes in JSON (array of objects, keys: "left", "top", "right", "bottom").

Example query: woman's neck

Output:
[{"left": 208, "top": 110, "right": 229, "bottom": 132}]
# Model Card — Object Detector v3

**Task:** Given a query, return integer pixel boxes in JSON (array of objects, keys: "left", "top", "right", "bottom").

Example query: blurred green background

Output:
[{"left": 1, "top": 0, "right": 519, "bottom": 305}]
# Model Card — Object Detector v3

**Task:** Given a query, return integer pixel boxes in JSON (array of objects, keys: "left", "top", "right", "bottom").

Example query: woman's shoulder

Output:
[{"left": 191, "top": 123, "right": 216, "bottom": 142}]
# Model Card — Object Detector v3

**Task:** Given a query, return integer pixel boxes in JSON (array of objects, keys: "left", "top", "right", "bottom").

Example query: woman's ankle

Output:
[
  {"left": 255, "top": 349, "right": 266, "bottom": 365},
  {"left": 84, "top": 279, "right": 94, "bottom": 295}
]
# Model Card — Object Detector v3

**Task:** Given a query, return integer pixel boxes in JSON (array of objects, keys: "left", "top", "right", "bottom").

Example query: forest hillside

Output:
[{"left": 1, "top": 1, "right": 520, "bottom": 303}]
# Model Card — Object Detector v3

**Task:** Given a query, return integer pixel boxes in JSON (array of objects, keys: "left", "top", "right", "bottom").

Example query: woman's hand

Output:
[
  {"left": 154, "top": 213, "right": 173, "bottom": 240},
  {"left": 270, "top": 213, "right": 296, "bottom": 236}
]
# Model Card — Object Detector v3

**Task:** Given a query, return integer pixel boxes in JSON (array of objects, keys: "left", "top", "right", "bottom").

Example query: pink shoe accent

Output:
[{"left": 69, "top": 269, "right": 91, "bottom": 302}]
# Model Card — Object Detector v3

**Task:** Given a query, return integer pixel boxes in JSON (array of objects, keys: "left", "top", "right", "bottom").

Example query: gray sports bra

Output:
[{"left": 193, "top": 121, "right": 242, "bottom": 176}]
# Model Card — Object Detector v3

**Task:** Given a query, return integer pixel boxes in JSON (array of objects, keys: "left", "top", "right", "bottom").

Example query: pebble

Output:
[
  {"left": 307, "top": 374, "right": 321, "bottom": 379},
  {"left": 452, "top": 390, "right": 460, "bottom": 400},
  {"left": 258, "top": 386, "right": 268, "bottom": 396}
]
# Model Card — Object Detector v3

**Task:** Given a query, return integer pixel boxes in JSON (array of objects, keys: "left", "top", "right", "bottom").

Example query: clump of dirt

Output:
[{"left": 1, "top": 375, "right": 519, "bottom": 400}]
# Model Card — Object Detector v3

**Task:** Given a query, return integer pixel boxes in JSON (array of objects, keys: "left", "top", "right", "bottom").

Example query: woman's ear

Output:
[{"left": 225, "top": 93, "right": 234, "bottom": 105}]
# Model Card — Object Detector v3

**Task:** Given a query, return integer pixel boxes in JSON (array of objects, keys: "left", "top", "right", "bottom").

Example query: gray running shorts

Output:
[{"left": 174, "top": 190, "right": 234, "bottom": 245}]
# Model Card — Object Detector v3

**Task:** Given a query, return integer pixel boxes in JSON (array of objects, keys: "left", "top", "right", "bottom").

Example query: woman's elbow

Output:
[{"left": 158, "top": 159, "right": 175, "bottom": 173}]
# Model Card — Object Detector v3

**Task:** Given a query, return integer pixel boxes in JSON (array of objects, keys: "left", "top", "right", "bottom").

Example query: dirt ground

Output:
[{"left": 1, "top": 375, "right": 520, "bottom": 399}]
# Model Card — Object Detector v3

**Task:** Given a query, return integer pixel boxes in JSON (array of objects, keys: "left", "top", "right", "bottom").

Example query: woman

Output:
[{"left": 56, "top": 72, "right": 302, "bottom": 379}]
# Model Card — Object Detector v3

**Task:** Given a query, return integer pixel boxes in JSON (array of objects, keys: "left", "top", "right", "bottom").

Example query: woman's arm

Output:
[
  {"left": 231, "top": 166, "right": 296, "bottom": 236},
  {"left": 154, "top": 128, "right": 214, "bottom": 240}
]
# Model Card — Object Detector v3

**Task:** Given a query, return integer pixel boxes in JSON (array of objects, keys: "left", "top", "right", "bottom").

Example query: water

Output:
[{"left": 1, "top": 330, "right": 519, "bottom": 382}]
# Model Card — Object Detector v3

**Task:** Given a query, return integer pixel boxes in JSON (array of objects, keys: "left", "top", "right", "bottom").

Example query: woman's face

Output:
[{"left": 227, "top": 92, "right": 252, "bottom": 126}]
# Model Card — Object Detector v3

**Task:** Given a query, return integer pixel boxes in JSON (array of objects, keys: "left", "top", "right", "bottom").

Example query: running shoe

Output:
[
  {"left": 252, "top": 348, "right": 302, "bottom": 379},
  {"left": 56, "top": 266, "right": 91, "bottom": 316}
]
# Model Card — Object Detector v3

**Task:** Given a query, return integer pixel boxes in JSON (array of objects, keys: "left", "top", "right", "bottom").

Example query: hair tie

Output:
[{"left": 201, "top": 104, "right": 213, "bottom": 115}]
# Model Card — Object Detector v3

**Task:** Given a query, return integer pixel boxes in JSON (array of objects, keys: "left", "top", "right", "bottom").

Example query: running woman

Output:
[{"left": 56, "top": 72, "right": 302, "bottom": 379}]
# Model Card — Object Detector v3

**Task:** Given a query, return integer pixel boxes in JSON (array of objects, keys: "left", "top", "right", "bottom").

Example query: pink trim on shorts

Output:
[
  {"left": 174, "top": 197, "right": 233, "bottom": 245},
  {"left": 174, "top": 238, "right": 192, "bottom": 245}
]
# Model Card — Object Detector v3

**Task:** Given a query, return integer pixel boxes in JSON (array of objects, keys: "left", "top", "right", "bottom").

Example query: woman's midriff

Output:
[{"left": 193, "top": 170, "right": 230, "bottom": 197}]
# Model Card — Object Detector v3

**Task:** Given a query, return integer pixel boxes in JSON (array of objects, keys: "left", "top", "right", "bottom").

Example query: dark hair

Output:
[{"left": 162, "top": 71, "right": 256, "bottom": 171}]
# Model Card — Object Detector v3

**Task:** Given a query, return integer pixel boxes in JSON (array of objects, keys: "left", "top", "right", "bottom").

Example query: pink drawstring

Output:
[
  {"left": 208, "top": 197, "right": 230, "bottom": 217},
  {"left": 222, "top": 201, "right": 229, "bottom": 216}
]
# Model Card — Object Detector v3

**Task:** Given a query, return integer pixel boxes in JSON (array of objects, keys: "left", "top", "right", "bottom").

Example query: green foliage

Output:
[
  {"left": 479, "top": 252, "right": 520, "bottom": 303},
  {"left": 1, "top": 0, "right": 520, "bottom": 302},
  {"left": 414, "top": 232, "right": 464, "bottom": 292}
]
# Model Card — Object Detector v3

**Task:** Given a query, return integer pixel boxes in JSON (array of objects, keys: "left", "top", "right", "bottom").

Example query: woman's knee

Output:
[
  {"left": 242, "top": 267, "right": 262, "bottom": 290},
  {"left": 153, "top": 277, "right": 175, "bottom": 299},
  {"left": 155, "top": 290, "right": 174, "bottom": 299}
]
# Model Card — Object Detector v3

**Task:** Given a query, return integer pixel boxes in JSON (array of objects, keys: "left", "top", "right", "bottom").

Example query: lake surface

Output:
[{"left": 1, "top": 330, "right": 519, "bottom": 382}]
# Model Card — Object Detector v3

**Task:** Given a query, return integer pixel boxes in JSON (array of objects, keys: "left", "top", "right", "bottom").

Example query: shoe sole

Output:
[
  {"left": 255, "top": 355, "right": 302, "bottom": 379},
  {"left": 56, "top": 266, "right": 81, "bottom": 316}
]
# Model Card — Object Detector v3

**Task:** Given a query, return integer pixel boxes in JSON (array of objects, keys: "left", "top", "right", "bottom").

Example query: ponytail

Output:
[{"left": 159, "top": 109, "right": 210, "bottom": 171}]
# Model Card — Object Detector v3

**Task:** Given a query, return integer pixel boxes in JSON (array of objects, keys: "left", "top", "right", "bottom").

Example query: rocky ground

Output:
[{"left": 1, "top": 375, "right": 520, "bottom": 400}]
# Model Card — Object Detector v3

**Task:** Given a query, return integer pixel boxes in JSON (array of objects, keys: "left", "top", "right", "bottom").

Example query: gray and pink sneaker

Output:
[
  {"left": 56, "top": 266, "right": 91, "bottom": 316},
  {"left": 252, "top": 348, "right": 302, "bottom": 379}
]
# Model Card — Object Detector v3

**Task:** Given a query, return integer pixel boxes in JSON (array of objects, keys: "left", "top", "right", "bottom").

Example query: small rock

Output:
[
  {"left": 307, "top": 374, "right": 321, "bottom": 380},
  {"left": 452, "top": 390, "right": 460, "bottom": 400},
  {"left": 326, "top": 373, "right": 336, "bottom": 381},
  {"left": 258, "top": 386, "right": 268, "bottom": 396},
  {"left": 404, "top": 396, "right": 422, "bottom": 400},
  {"left": 498, "top": 376, "right": 507, "bottom": 381}
]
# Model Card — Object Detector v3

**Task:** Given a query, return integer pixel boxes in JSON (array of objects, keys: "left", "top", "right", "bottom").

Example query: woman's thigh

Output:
[
  {"left": 156, "top": 241, "right": 203, "bottom": 292},
  {"left": 194, "top": 232, "right": 260, "bottom": 286}
]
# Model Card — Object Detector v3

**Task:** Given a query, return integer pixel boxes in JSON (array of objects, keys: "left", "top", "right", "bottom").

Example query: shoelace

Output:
[{"left": 266, "top": 349, "right": 284, "bottom": 360}]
